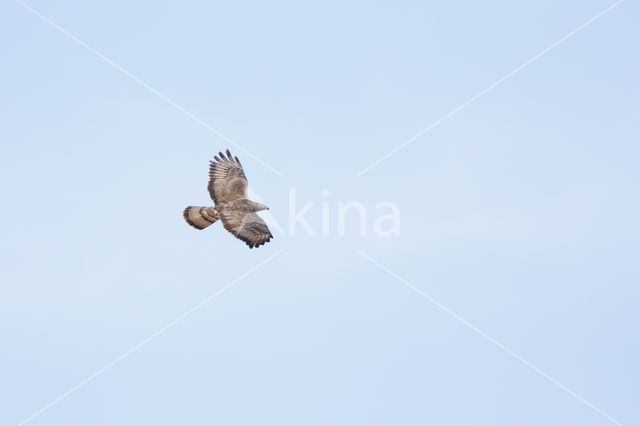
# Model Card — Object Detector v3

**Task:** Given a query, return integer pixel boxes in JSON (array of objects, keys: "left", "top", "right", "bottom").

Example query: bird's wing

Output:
[
  {"left": 220, "top": 210, "right": 273, "bottom": 249},
  {"left": 208, "top": 149, "right": 248, "bottom": 204}
]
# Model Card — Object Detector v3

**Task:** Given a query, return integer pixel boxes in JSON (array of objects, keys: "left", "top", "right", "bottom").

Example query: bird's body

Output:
[{"left": 183, "top": 150, "right": 273, "bottom": 249}]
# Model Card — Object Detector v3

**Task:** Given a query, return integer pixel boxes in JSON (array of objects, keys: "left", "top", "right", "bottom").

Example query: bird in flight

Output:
[{"left": 183, "top": 149, "right": 273, "bottom": 248}]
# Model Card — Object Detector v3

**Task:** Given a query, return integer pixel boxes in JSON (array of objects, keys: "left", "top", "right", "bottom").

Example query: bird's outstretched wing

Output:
[
  {"left": 208, "top": 149, "right": 248, "bottom": 204},
  {"left": 219, "top": 210, "right": 273, "bottom": 249}
]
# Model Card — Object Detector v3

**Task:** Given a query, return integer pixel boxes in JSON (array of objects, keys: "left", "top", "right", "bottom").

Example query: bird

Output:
[{"left": 183, "top": 149, "right": 273, "bottom": 249}]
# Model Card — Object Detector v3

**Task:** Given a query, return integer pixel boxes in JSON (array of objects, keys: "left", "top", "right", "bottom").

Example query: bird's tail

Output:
[{"left": 183, "top": 206, "right": 219, "bottom": 230}]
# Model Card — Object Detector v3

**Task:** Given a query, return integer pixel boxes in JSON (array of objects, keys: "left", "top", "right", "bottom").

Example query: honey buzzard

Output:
[{"left": 183, "top": 150, "right": 273, "bottom": 248}]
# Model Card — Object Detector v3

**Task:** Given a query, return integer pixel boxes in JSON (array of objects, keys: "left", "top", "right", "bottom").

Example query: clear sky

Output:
[{"left": 1, "top": 0, "right": 638, "bottom": 425}]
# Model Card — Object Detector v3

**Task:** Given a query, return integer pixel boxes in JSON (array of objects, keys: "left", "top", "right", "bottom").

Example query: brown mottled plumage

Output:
[{"left": 183, "top": 149, "right": 273, "bottom": 249}]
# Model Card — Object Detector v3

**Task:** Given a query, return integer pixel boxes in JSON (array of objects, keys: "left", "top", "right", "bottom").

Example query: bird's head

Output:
[{"left": 252, "top": 202, "right": 269, "bottom": 211}]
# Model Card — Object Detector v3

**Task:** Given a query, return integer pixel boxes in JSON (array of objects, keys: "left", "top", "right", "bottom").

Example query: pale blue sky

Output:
[{"left": 1, "top": 0, "right": 639, "bottom": 425}]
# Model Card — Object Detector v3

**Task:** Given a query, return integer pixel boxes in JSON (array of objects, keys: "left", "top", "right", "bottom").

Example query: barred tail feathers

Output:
[{"left": 183, "top": 206, "right": 219, "bottom": 230}]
